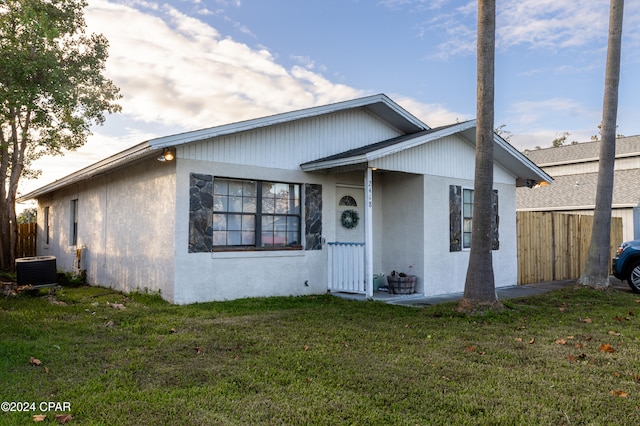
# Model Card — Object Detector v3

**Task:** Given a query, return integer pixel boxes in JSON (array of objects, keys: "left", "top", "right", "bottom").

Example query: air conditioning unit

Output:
[{"left": 15, "top": 256, "right": 57, "bottom": 288}]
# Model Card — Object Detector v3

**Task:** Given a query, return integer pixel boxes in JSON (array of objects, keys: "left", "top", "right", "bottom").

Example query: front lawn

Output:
[{"left": 1, "top": 285, "right": 639, "bottom": 425}]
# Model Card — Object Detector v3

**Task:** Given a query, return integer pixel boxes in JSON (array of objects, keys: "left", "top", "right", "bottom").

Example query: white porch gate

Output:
[{"left": 327, "top": 242, "right": 366, "bottom": 294}]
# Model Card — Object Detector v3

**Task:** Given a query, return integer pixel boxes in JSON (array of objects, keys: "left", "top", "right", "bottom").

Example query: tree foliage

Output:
[{"left": 0, "top": 0, "right": 121, "bottom": 269}]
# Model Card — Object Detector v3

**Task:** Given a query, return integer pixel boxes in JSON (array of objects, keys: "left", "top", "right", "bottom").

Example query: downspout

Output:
[{"left": 365, "top": 167, "right": 374, "bottom": 298}]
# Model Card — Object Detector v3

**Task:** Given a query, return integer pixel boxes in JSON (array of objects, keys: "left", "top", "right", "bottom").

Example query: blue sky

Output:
[{"left": 20, "top": 0, "right": 640, "bottom": 198}]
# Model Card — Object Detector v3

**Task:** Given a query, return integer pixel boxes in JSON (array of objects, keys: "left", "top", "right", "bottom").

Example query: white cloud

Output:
[
  {"left": 26, "top": 0, "right": 465, "bottom": 196},
  {"left": 83, "top": 1, "right": 371, "bottom": 131},
  {"left": 497, "top": 0, "right": 609, "bottom": 50},
  {"left": 410, "top": 0, "right": 637, "bottom": 59},
  {"left": 394, "top": 95, "right": 466, "bottom": 127},
  {"left": 508, "top": 98, "right": 596, "bottom": 127}
]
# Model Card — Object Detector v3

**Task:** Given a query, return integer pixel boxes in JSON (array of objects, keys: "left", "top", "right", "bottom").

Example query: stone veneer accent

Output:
[
  {"left": 189, "top": 173, "right": 213, "bottom": 253},
  {"left": 449, "top": 185, "right": 462, "bottom": 252},
  {"left": 304, "top": 184, "right": 322, "bottom": 250}
]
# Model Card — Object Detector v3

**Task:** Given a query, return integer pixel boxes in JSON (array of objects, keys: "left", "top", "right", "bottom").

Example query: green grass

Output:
[{"left": 2, "top": 285, "right": 640, "bottom": 425}]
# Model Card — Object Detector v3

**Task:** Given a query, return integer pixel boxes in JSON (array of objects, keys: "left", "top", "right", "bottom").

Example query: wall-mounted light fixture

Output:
[{"left": 157, "top": 147, "right": 175, "bottom": 162}]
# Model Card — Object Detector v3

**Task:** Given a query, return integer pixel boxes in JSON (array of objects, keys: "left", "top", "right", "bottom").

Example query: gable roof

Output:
[
  {"left": 150, "top": 93, "right": 428, "bottom": 149},
  {"left": 524, "top": 135, "right": 640, "bottom": 166},
  {"left": 301, "top": 120, "right": 553, "bottom": 187},
  {"left": 18, "top": 93, "right": 551, "bottom": 201},
  {"left": 18, "top": 94, "right": 427, "bottom": 202},
  {"left": 517, "top": 168, "right": 640, "bottom": 210}
]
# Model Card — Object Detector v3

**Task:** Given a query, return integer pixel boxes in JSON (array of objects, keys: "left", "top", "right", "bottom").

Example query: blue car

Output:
[{"left": 612, "top": 240, "right": 640, "bottom": 293}]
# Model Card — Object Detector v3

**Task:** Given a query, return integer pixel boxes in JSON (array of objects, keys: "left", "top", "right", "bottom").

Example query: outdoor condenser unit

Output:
[{"left": 15, "top": 256, "right": 58, "bottom": 288}]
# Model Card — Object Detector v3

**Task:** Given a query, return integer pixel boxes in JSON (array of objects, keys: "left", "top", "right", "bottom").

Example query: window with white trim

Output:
[
  {"left": 70, "top": 199, "right": 78, "bottom": 246},
  {"left": 449, "top": 185, "right": 499, "bottom": 252},
  {"left": 44, "top": 206, "right": 50, "bottom": 245},
  {"left": 463, "top": 189, "right": 474, "bottom": 249},
  {"left": 212, "top": 178, "right": 301, "bottom": 250}
]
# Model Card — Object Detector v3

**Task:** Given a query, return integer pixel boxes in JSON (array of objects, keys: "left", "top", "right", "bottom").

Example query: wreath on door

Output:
[{"left": 340, "top": 209, "right": 359, "bottom": 229}]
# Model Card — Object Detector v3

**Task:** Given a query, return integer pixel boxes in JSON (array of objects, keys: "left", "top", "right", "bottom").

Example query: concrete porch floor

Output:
[{"left": 331, "top": 277, "right": 632, "bottom": 307}]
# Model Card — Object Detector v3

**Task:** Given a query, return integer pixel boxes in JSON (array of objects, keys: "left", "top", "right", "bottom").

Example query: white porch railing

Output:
[{"left": 327, "top": 242, "right": 366, "bottom": 294}]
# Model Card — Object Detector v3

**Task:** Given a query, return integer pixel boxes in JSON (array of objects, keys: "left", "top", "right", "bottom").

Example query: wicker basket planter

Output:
[{"left": 387, "top": 274, "right": 417, "bottom": 294}]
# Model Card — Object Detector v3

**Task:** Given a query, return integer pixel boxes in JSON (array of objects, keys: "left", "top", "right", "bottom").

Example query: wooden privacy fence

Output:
[
  {"left": 517, "top": 211, "right": 623, "bottom": 285},
  {"left": 17, "top": 223, "right": 37, "bottom": 258}
]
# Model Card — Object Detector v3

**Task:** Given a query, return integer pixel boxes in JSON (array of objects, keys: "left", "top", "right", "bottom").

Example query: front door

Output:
[
  {"left": 328, "top": 185, "right": 366, "bottom": 294},
  {"left": 336, "top": 186, "right": 364, "bottom": 242}
]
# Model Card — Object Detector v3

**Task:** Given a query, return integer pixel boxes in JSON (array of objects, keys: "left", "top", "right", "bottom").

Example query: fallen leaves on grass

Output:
[
  {"left": 582, "top": 318, "right": 593, "bottom": 323},
  {"left": 599, "top": 343, "right": 615, "bottom": 353},
  {"left": 30, "top": 356, "right": 42, "bottom": 366},
  {"left": 33, "top": 414, "right": 46, "bottom": 422},
  {"left": 107, "top": 302, "right": 126, "bottom": 310},
  {"left": 464, "top": 345, "right": 486, "bottom": 355},
  {"left": 608, "top": 330, "right": 621, "bottom": 336},
  {"left": 566, "top": 353, "right": 587, "bottom": 362},
  {"left": 54, "top": 413, "right": 73, "bottom": 423},
  {"left": 555, "top": 339, "right": 567, "bottom": 345},
  {"left": 610, "top": 389, "right": 628, "bottom": 398},
  {"left": 194, "top": 346, "right": 204, "bottom": 355}
]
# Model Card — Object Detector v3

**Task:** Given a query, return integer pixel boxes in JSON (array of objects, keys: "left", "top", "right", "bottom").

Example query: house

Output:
[
  {"left": 517, "top": 135, "right": 640, "bottom": 242},
  {"left": 18, "top": 94, "right": 551, "bottom": 304}
]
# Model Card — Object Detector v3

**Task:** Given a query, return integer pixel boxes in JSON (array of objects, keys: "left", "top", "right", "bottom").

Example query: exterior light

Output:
[{"left": 157, "top": 148, "right": 174, "bottom": 162}]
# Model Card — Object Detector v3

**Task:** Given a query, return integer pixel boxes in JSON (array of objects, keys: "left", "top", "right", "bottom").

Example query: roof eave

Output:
[
  {"left": 17, "top": 142, "right": 155, "bottom": 202},
  {"left": 492, "top": 135, "right": 554, "bottom": 186}
]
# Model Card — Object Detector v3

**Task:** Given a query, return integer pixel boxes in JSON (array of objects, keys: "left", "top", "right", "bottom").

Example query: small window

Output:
[
  {"left": 44, "top": 206, "right": 50, "bottom": 245},
  {"left": 338, "top": 195, "right": 357, "bottom": 206},
  {"left": 212, "top": 178, "right": 301, "bottom": 250},
  {"left": 463, "top": 189, "right": 474, "bottom": 249},
  {"left": 70, "top": 199, "right": 78, "bottom": 246}
]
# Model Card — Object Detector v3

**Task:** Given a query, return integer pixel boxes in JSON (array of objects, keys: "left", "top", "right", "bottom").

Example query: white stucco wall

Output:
[
  {"left": 379, "top": 172, "right": 425, "bottom": 291},
  {"left": 421, "top": 176, "right": 518, "bottom": 297},
  {"left": 36, "top": 157, "right": 177, "bottom": 301},
  {"left": 172, "top": 159, "right": 346, "bottom": 304}
]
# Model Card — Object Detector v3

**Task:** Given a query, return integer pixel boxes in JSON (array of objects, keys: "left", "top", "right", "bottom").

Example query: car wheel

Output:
[{"left": 627, "top": 261, "right": 640, "bottom": 293}]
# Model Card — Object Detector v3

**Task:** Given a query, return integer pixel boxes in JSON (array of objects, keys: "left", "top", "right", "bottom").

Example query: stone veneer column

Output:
[{"left": 189, "top": 173, "right": 213, "bottom": 253}]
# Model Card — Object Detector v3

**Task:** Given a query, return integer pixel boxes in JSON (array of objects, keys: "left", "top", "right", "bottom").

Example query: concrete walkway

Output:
[{"left": 333, "top": 277, "right": 632, "bottom": 307}]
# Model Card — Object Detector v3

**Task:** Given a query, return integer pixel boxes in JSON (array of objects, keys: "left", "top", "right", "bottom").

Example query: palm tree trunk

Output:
[
  {"left": 459, "top": 0, "right": 499, "bottom": 309},
  {"left": 579, "top": 0, "right": 624, "bottom": 289}
]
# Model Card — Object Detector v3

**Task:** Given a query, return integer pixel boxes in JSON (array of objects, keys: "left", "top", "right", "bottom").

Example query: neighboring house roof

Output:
[
  {"left": 517, "top": 168, "right": 640, "bottom": 210},
  {"left": 524, "top": 135, "right": 640, "bottom": 166},
  {"left": 517, "top": 135, "right": 640, "bottom": 211}
]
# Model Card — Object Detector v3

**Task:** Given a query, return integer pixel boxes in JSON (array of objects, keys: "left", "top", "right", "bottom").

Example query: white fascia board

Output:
[
  {"left": 17, "top": 142, "right": 154, "bottom": 201},
  {"left": 494, "top": 135, "right": 554, "bottom": 184}
]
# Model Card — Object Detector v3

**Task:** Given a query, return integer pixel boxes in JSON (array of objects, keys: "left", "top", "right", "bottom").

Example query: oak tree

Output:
[{"left": 0, "top": 0, "right": 121, "bottom": 269}]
